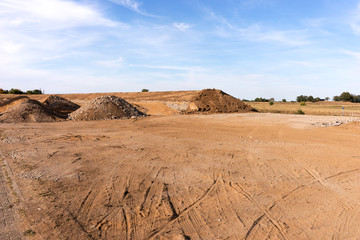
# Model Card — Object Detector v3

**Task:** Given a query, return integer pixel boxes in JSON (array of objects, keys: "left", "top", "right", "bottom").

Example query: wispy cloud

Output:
[
  {"left": 208, "top": 11, "right": 309, "bottom": 46},
  {"left": 97, "top": 57, "right": 125, "bottom": 68},
  {"left": 0, "top": 0, "right": 117, "bottom": 29},
  {"left": 173, "top": 22, "right": 191, "bottom": 32},
  {"left": 341, "top": 50, "right": 360, "bottom": 60},
  {"left": 109, "top": 0, "right": 159, "bottom": 18},
  {"left": 350, "top": 2, "right": 360, "bottom": 35}
]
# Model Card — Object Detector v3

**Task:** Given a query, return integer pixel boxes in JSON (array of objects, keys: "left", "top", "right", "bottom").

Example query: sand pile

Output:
[
  {"left": 190, "top": 89, "right": 254, "bottom": 113},
  {"left": 0, "top": 98, "right": 57, "bottom": 123},
  {"left": 42, "top": 95, "right": 80, "bottom": 118},
  {"left": 69, "top": 95, "right": 146, "bottom": 121}
]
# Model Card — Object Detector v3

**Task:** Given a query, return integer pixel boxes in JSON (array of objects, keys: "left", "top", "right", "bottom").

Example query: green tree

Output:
[
  {"left": 141, "top": 89, "right": 149, "bottom": 92},
  {"left": 296, "top": 95, "right": 307, "bottom": 102},
  {"left": 0, "top": 88, "right": 8, "bottom": 94},
  {"left": 282, "top": 99, "right": 286, "bottom": 102},
  {"left": 26, "top": 89, "right": 43, "bottom": 94},
  {"left": 8, "top": 88, "right": 24, "bottom": 94},
  {"left": 339, "top": 92, "right": 353, "bottom": 102}
]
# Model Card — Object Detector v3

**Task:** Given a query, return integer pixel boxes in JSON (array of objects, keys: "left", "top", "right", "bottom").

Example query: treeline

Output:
[
  {"left": 296, "top": 95, "right": 325, "bottom": 102},
  {"left": 0, "top": 88, "right": 43, "bottom": 95},
  {"left": 333, "top": 92, "right": 360, "bottom": 103}
]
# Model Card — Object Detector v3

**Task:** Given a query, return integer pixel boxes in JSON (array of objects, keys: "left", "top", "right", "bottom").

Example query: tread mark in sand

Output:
[
  {"left": 232, "top": 182, "right": 289, "bottom": 240},
  {"left": 245, "top": 214, "right": 265, "bottom": 239},
  {"left": 146, "top": 172, "right": 223, "bottom": 240}
]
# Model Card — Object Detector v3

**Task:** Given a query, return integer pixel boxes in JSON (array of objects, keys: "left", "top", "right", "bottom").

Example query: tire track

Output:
[
  {"left": 231, "top": 182, "right": 289, "bottom": 240},
  {"left": 147, "top": 172, "right": 222, "bottom": 240}
]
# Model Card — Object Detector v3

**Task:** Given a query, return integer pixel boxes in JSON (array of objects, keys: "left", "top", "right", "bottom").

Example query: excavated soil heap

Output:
[
  {"left": 0, "top": 98, "right": 57, "bottom": 123},
  {"left": 69, "top": 95, "right": 146, "bottom": 121},
  {"left": 191, "top": 89, "right": 254, "bottom": 113},
  {"left": 0, "top": 96, "right": 30, "bottom": 113},
  {"left": 42, "top": 95, "right": 80, "bottom": 118}
]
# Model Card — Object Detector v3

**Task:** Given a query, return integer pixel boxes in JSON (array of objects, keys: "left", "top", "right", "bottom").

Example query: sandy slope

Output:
[{"left": 1, "top": 113, "right": 360, "bottom": 239}]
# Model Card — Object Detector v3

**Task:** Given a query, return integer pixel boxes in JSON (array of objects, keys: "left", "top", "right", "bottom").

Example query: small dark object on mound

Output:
[
  {"left": 0, "top": 99, "right": 57, "bottom": 123},
  {"left": 191, "top": 89, "right": 255, "bottom": 113},
  {"left": 42, "top": 95, "right": 80, "bottom": 118},
  {"left": 69, "top": 95, "right": 146, "bottom": 121}
]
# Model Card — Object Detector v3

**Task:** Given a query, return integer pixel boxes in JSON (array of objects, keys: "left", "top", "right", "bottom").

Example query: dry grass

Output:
[{"left": 248, "top": 101, "right": 360, "bottom": 116}]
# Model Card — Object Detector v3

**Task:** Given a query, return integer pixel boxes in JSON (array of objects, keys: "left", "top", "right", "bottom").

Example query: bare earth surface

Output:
[{"left": 1, "top": 113, "right": 360, "bottom": 239}]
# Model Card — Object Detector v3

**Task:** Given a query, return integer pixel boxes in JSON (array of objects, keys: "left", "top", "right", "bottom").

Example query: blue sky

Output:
[{"left": 1, "top": 0, "right": 360, "bottom": 100}]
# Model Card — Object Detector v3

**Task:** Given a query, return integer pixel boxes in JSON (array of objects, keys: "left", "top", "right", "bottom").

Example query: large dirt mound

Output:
[
  {"left": 191, "top": 89, "right": 255, "bottom": 113},
  {"left": 42, "top": 95, "right": 80, "bottom": 118},
  {"left": 69, "top": 95, "right": 146, "bottom": 121},
  {"left": 0, "top": 96, "right": 30, "bottom": 113},
  {"left": 0, "top": 98, "right": 57, "bottom": 123}
]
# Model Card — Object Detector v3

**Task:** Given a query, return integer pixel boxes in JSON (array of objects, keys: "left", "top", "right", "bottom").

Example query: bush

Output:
[
  {"left": 297, "top": 109, "right": 305, "bottom": 115},
  {"left": 282, "top": 99, "right": 286, "bottom": 102},
  {"left": 25, "top": 89, "right": 43, "bottom": 94},
  {"left": 8, "top": 88, "right": 24, "bottom": 94},
  {"left": 300, "top": 102, "right": 306, "bottom": 106},
  {"left": 0, "top": 88, "right": 8, "bottom": 94},
  {"left": 269, "top": 102, "right": 274, "bottom": 105},
  {"left": 333, "top": 92, "right": 360, "bottom": 103},
  {"left": 254, "top": 97, "right": 269, "bottom": 102},
  {"left": 141, "top": 89, "right": 149, "bottom": 92}
]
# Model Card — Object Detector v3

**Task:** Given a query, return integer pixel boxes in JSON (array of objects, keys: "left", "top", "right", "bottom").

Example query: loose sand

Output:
[{"left": 1, "top": 113, "right": 360, "bottom": 239}]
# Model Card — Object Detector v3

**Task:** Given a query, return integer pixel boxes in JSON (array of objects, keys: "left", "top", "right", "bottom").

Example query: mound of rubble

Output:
[
  {"left": 42, "top": 95, "right": 80, "bottom": 118},
  {"left": 190, "top": 89, "right": 255, "bottom": 113},
  {"left": 69, "top": 95, "right": 146, "bottom": 121},
  {"left": 0, "top": 98, "right": 57, "bottom": 123}
]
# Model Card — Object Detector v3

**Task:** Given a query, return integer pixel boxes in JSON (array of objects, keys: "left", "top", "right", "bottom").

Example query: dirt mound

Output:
[
  {"left": 42, "top": 95, "right": 80, "bottom": 118},
  {"left": 0, "top": 98, "right": 57, "bottom": 123},
  {"left": 69, "top": 95, "right": 146, "bottom": 121},
  {"left": 0, "top": 96, "right": 30, "bottom": 113},
  {"left": 190, "top": 89, "right": 254, "bottom": 113}
]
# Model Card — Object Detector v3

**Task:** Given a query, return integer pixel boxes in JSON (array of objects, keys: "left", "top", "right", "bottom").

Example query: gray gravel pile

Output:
[{"left": 69, "top": 95, "right": 146, "bottom": 121}]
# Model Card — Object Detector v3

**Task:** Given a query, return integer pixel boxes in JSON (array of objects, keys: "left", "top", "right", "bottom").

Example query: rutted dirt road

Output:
[{"left": 1, "top": 113, "right": 360, "bottom": 239}]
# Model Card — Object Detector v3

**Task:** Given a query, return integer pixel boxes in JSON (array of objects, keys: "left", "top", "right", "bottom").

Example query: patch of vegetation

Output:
[
  {"left": 297, "top": 109, "right": 305, "bottom": 115},
  {"left": 0, "top": 88, "right": 43, "bottom": 94},
  {"left": 254, "top": 97, "right": 270, "bottom": 102},
  {"left": 333, "top": 91, "right": 360, "bottom": 103},
  {"left": 141, "top": 89, "right": 149, "bottom": 92},
  {"left": 300, "top": 102, "right": 306, "bottom": 106},
  {"left": 269, "top": 102, "right": 274, "bottom": 105},
  {"left": 296, "top": 95, "right": 321, "bottom": 102}
]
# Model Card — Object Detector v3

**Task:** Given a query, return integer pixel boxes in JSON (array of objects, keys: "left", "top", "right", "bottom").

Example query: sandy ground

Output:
[{"left": 1, "top": 113, "right": 360, "bottom": 239}]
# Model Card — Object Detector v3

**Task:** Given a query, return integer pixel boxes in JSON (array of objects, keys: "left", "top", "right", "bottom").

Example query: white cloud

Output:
[
  {"left": 350, "top": 3, "right": 360, "bottom": 35},
  {"left": 109, "top": 0, "right": 159, "bottom": 18},
  {"left": 0, "top": 0, "right": 117, "bottom": 29},
  {"left": 341, "top": 50, "right": 360, "bottom": 60},
  {"left": 208, "top": 11, "right": 309, "bottom": 46},
  {"left": 173, "top": 22, "right": 191, "bottom": 31},
  {"left": 97, "top": 57, "right": 125, "bottom": 68},
  {"left": 0, "top": 40, "right": 23, "bottom": 54}
]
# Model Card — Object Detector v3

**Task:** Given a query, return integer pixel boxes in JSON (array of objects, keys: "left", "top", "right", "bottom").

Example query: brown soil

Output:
[
  {"left": 1, "top": 113, "right": 360, "bottom": 239},
  {"left": 42, "top": 95, "right": 80, "bottom": 118},
  {"left": 69, "top": 95, "right": 146, "bottom": 121},
  {"left": 0, "top": 96, "right": 30, "bottom": 113},
  {"left": 0, "top": 98, "right": 57, "bottom": 123},
  {"left": 190, "top": 89, "right": 254, "bottom": 113}
]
